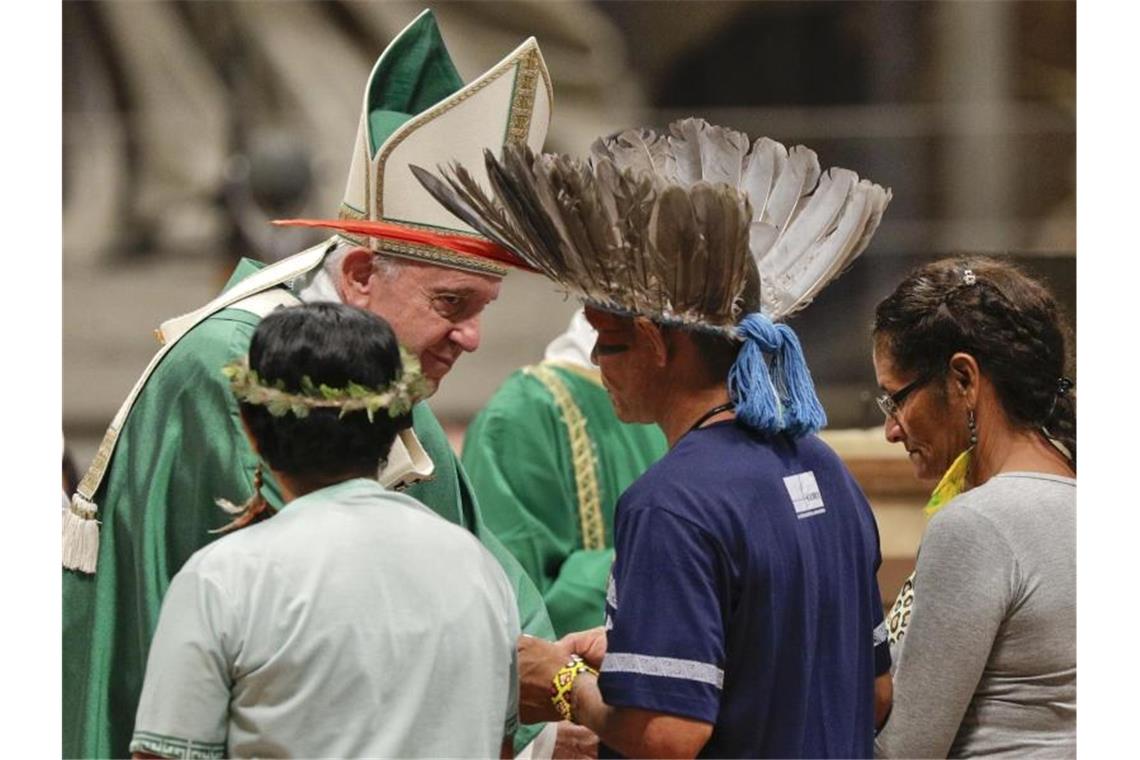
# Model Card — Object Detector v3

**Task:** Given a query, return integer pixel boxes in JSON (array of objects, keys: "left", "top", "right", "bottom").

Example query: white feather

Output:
[
  {"left": 761, "top": 168, "right": 857, "bottom": 282},
  {"left": 591, "top": 128, "right": 675, "bottom": 183},
  {"left": 769, "top": 178, "right": 876, "bottom": 317},
  {"left": 740, "top": 137, "right": 785, "bottom": 232},
  {"left": 697, "top": 123, "right": 749, "bottom": 188},
  {"left": 760, "top": 145, "right": 821, "bottom": 236},
  {"left": 599, "top": 119, "right": 890, "bottom": 320},
  {"left": 748, "top": 221, "right": 779, "bottom": 267},
  {"left": 667, "top": 118, "right": 705, "bottom": 186},
  {"left": 849, "top": 182, "right": 893, "bottom": 260}
]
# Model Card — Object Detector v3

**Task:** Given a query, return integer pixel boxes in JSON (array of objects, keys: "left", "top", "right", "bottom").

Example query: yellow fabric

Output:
[{"left": 923, "top": 447, "right": 973, "bottom": 517}]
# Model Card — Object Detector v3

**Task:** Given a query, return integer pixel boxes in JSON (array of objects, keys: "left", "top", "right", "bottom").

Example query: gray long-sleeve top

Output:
[{"left": 875, "top": 472, "right": 1075, "bottom": 758}]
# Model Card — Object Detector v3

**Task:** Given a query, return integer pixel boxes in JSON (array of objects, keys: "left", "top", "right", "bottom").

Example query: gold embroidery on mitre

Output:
[
  {"left": 336, "top": 203, "right": 369, "bottom": 246},
  {"left": 338, "top": 204, "right": 366, "bottom": 221},
  {"left": 386, "top": 218, "right": 487, "bottom": 240},
  {"left": 526, "top": 364, "right": 605, "bottom": 550},
  {"left": 327, "top": 212, "right": 509, "bottom": 275},
  {"left": 377, "top": 239, "right": 508, "bottom": 278},
  {"left": 505, "top": 50, "right": 540, "bottom": 146},
  {"left": 373, "top": 44, "right": 542, "bottom": 220},
  {"left": 363, "top": 129, "right": 373, "bottom": 221}
]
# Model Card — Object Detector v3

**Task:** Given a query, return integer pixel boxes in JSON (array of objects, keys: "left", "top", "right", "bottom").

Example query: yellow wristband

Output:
[{"left": 551, "top": 654, "right": 598, "bottom": 723}]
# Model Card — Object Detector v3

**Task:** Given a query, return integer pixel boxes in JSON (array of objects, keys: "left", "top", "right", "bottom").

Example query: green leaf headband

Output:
[{"left": 222, "top": 346, "right": 431, "bottom": 422}]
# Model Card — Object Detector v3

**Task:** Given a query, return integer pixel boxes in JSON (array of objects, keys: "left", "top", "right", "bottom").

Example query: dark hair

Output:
[
  {"left": 241, "top": 302, "right": 413, "bottom": 477},
  {"left": 873, "top": 256, "right": 1075, "bottom": 465},
  {"left": 688, "top": 263, "right": 765, "bottom": 377}
]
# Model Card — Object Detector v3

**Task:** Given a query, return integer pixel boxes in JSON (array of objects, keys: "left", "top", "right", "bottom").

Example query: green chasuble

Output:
[
  {"left": 63, "top": 259, "right": 554, "bottom": 758},
  {"left": 462, "top": 362, "right": 668, "bottom": 637}
]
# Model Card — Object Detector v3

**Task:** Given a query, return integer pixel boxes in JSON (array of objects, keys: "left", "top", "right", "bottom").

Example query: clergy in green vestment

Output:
[
  {"left": 62, "top": 12, "right": 559, "bottom": 758},
  {"left": 462, "top": 309, "right": 668, "bottom": 637}
]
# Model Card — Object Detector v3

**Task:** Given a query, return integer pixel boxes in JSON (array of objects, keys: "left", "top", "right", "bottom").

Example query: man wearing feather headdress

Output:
[
  {"left": 415, "top": 118, "right": 895, "bottom": 757},
  {"left": 461, "top": 307, "right": 668, "bottom": 639},
  {"left": 63, "top": 11, "right": 562, "bottom": 758}
]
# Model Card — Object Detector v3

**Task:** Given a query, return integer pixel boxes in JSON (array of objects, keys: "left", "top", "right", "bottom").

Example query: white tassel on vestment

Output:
[{"left": 62, "top": 494, "right": 100, "bottom": 574}]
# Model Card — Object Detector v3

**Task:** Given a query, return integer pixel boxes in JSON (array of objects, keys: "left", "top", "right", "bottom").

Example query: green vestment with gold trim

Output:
[
  {"left": 62, "top": 259, "right": 554, "bottom": 758},
  {"left": 462, "top": 363, "right": 668, "bottom": 637}
]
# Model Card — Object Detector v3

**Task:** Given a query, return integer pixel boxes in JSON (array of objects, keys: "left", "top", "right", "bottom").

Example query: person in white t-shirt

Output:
[{"left": 130, "top": 302, "right": 519, "bottom": 759}]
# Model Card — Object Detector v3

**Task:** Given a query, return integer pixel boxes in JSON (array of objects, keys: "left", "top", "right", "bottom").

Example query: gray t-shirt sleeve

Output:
[
  {"left": 131, "top": 562, "right": 233, "bottom": 758},
  {"left": 875, "top": 503, "right": 1014, "bottom": 758}
]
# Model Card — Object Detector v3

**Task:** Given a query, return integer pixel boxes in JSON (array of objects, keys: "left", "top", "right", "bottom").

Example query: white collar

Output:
[
  {"left": 293, "top": 261, "right": 343, "bottom": 305},
  {"left": 542, "top": 308, "right": 597, "bottom": 369}
]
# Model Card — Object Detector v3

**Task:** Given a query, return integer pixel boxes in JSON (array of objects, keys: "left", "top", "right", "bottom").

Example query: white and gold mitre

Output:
[{"left": 336, "top": 8, "right": 552, "bottom": 277}]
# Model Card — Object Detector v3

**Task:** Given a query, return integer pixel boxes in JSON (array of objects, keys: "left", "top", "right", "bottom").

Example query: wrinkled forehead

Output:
[
  {"left": 583, "top": 305, "right": 635, "bottom": 338},
  {"left": 402, "top": 258, "right": 503, "bottom": 299}
]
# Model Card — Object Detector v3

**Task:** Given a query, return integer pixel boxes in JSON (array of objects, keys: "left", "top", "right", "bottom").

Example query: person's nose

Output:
[
  {"left": 450, "top": 314, "right": 481, "bottom": 353},
  {"left": 883, "top": 414, "right": 905, "bottom": 444}
]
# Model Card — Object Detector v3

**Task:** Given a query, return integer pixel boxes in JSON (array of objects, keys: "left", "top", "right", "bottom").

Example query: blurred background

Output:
[{"left": 62, "top": 0, "right": 1075, "bottom": 599}]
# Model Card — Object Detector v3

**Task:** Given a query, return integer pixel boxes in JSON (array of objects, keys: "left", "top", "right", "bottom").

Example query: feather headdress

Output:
[
  {"left": 414, "top": 118, "right": 892, "bottom": 438},
  {"left": 414, "top": 117, "right": 891, "bottom": 328},
  {"left": 413, "top": 145, "right": 752, "bottom": 336}
]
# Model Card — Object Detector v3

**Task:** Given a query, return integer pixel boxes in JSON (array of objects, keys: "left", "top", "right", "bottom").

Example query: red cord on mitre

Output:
[{"left": 272, "top": 218, "right": 537, "bottom": 274}]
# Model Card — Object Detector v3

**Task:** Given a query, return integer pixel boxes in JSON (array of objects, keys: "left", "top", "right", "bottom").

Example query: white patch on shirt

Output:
[
  {"left": 783, "top": 470, "right": 826, "bottom": 519},
  {"left": 873, "top": 620, "right": 888, "bottom": 646}
]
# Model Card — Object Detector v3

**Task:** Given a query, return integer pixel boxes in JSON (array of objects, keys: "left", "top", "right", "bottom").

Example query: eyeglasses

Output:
[{"left": 876, "top": 374, "right": 933, "bottom": 418}]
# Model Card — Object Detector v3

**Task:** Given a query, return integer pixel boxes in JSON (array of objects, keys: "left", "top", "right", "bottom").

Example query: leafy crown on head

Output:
[{"left": 222, "top": 346, "right": 430, "bottom": 422}]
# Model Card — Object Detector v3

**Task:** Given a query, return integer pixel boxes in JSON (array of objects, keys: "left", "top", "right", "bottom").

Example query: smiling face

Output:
[
  {"left": 340, "top": 252, "right": 502, "bottom": 389},
  {"left": 872, "top": 337, "right": 971, "bottom": 482}
]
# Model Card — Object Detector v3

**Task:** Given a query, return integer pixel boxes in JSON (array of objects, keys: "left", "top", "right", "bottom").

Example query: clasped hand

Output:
[{"left": 517, "top": 627, "right": 608, "bottom": 724}]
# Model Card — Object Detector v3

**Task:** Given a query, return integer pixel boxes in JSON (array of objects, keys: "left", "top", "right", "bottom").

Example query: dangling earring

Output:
[
  {"left": 967, "top": 409, "right": 978, "bottom": 447},
  {"left": 212, "top": 462, "right": 276, "bottom": 533}
]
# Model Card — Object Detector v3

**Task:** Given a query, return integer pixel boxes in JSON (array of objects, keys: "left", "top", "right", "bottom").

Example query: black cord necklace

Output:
[{"left": 685, "top": 401, "right": 736, "bottom": 436}]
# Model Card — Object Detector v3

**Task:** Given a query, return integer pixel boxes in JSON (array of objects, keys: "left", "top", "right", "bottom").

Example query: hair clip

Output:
[
  {"left": 962, "top": 268, "right": 977, "bottom": 286},
  {"left": 1056, "top": 376, "right": 1074, "bottom": 397}
]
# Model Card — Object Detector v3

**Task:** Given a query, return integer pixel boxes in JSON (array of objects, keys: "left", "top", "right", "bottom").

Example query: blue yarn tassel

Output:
[
  {"left": 772, "top": 322, "right": 827, "bottom": 437},
  {"left": 728, "top": 314, "right": 783, "bottom": 435},
  {"left": 729, "top": 313, "right": 826, "bottom": 438}
]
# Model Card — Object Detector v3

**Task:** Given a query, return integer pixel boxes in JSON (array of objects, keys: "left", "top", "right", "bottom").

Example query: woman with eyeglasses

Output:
[{"left": 870, "top": 256, "right": 1075, "bottom": 758}]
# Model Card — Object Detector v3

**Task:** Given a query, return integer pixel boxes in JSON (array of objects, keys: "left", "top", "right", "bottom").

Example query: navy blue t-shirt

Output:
[{"left": 598, "top": 421, "right": 890, "bottom": 758}]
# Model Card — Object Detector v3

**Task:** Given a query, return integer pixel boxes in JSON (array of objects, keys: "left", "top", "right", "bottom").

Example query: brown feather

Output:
[{"left": 411, "top": 117, "right": 887, "bottom": 333}]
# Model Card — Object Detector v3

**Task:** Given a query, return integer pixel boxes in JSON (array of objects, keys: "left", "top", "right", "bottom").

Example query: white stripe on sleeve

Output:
[{"left": 603, "top": 652, "right": 725, "bottom": 689}]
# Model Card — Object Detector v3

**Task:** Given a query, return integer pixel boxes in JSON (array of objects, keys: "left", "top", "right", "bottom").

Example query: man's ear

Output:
[
  {"left": 947, "top": 352, "right": 981, "bottom": 406},
  {"left": 633, "top": 317, "right": 668, "bottom": 368},
  {"left": 339, "top": 248, "right": 377, "bottom": 309}
]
